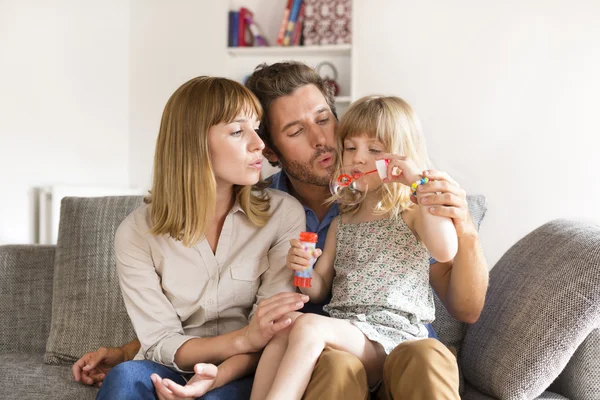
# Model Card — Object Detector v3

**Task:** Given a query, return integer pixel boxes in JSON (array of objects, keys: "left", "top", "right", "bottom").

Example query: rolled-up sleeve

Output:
[
  {"left": 114, "top": 217, "right": 195, "bottom": 372},
  {"left": 249, "top": 197, "right": 305, "bottom": 320}
]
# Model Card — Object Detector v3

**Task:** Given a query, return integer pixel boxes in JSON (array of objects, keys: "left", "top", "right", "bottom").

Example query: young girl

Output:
[{"left": 250, "top": 95, "right": 459, "bottom": 400}]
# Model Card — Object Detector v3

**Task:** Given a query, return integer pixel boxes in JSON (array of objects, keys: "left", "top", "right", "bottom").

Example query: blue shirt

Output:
[
  {"left": 267, "top": 171, "right": 438, "bottom": 337},
  {"left": 268, "top": 171, "right": 338, "bottom": 252}
]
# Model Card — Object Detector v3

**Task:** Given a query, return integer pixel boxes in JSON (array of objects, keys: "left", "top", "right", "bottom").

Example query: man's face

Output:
[{"left": 266, "top": 84, "right": 337, "bottom": 187}]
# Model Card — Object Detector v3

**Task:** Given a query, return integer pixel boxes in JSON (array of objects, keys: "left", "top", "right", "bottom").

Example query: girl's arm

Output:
[
  {"left": 287, "top": 218, "right": 338, "bottom": 303},
  {"left": 376, "top": 153, "right": 458, "bottom": 262},
  {"left": 414, "top": 194, "right": 458, "bottom": 263}
]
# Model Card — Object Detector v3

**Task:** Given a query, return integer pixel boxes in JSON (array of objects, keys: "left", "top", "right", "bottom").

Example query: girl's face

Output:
[
  {"left": 342, "top": 133, "right": 387, "bottom": 189},
  {"left": 208, "top": 111, "right": 264, "bottom": 188}
]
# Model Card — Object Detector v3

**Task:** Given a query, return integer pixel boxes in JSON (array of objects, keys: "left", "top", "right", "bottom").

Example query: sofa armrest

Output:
[
  {"left": 0, "top": 245, "right": 56, "bottom": 354},
  {"left": 460, "top": 219, "right": 600, "bottom": 399}
]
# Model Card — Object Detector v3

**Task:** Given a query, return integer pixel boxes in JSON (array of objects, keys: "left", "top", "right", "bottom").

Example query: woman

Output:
[{"left": 96, "top": 76, "right": 308, "bottom": 400}]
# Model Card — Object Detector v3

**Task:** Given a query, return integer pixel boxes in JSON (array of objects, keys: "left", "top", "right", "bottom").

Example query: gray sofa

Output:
[{"left": 0, "top": 195, "right": 598, "bottom": 400}]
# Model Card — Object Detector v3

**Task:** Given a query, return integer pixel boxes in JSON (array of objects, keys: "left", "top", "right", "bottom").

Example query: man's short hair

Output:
[{"left": 245, "top": 61, "right": 337, "bottom": 166}]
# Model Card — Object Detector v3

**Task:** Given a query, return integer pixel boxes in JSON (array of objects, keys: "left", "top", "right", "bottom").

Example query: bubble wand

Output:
[{"left": 335, "top": 159, "right": 390, "bottom": 187}]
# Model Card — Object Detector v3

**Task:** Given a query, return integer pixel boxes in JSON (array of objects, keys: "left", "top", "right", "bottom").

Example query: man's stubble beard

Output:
[{"left": 279, "top": 146, "right": 337, "bottom": 187}]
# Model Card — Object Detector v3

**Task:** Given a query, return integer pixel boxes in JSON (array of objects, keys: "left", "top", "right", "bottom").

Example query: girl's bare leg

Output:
[
  {"left": 250, "top": 312, "right": 300, "bottom": 400},
  {"left": 265, "top": 314, "right": 387, "bottom": 400}
]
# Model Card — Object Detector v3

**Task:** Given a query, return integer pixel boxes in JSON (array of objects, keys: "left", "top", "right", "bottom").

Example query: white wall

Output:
[
  {"left": 128, "top": 0, "right": 230, "bottom": 189},
  {"left": 5, "top": 0, "right": 598, "bottom": 265},
  {"left": 0, "top": 0, "right": 130, "bottom": 243},
  {"left": 353, "top": 0, "right": 600, "bottom": 266}
]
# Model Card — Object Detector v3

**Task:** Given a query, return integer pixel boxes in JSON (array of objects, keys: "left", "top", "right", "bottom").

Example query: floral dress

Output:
[{"left": 323, "top": 214, "right": 435, "bottom": 354}]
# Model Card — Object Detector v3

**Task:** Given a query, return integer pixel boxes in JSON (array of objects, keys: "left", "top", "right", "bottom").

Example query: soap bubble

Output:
[{"left": 329, "top": 166, "right": 369, "bottom": 205}]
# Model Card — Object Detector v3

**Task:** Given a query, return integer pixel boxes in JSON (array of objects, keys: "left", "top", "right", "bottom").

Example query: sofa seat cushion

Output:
[
  {"left": 0, "top": 353, "right": 97, "bottom": 399},
  {"left": 462, "top": 382, "right": 569, "bottom": 400}
]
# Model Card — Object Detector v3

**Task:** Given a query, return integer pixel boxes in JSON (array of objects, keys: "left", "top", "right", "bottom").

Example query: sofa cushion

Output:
[
  {"left": 0, "top": 245, "right": 55, "bottom": 354},
  {"left": 44, "top": 196, "right": 143, "bottom": 364},
  {"left": 0, "top": 353, "right": 97, "bottom": 399},
  {"left": 460, "top": 219, "right": 600, "bottom": 399},
  {"left": 549, "top": 327, "right": 600, "bottom": 400}
]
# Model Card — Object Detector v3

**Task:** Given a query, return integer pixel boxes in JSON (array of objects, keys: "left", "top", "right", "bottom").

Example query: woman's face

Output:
[{"left": 208, "top": 111, "right": 264, "bottom": 188}]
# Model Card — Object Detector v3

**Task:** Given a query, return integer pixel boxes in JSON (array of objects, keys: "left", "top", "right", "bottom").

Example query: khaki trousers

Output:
[{"left": 303, "top": 339, "right": 460, "bottom": 400}]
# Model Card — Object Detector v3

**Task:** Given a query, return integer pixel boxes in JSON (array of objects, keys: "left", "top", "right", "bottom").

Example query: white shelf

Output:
[
  {"left": 228, "top": 44, "right": 352, "bottom": 57},
  {"left": 335, "top": 96, "right": 352, "bottom": 103}
]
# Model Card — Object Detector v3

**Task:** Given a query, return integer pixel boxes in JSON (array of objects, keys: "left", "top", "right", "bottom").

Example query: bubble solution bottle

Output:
[{"left": 294, "top": 232, "right": 318, "bottom": 288}]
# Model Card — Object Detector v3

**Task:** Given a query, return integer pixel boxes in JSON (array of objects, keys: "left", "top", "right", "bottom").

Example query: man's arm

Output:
[
  {"left": 72, "top": 339, "right": 140, "bottom": 386},
  {"left": 421, "top": 170, "right": 489, "bottom": 323},
  {"left": 121, "top": 338, "right": 141, "bottom": 361}
]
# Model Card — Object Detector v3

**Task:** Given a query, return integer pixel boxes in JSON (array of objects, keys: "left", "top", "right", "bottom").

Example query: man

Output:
[{"left": 73, "top": 62, "right": 488, "bottom": 399}]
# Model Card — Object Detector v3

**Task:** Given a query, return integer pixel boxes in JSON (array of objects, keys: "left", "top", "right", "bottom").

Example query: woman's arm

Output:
[
  {"left": 116, "top": 217, "right": 307, "bottom": 372},
  {"left": 287, "top": 218, "right": 338, "bottom": 303}
]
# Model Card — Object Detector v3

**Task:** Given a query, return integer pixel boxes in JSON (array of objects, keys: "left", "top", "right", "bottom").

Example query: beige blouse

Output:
[{"left": 114, "top": 189, "right": 305, "bottom": 371}]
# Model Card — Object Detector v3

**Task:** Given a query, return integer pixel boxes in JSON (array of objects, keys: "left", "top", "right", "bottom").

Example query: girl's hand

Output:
[
  {"left": 375, "top": 153, "right": 422, "bottom": 187},
  {"left": 286, "top": 239, "right": 322, "bottom": 272},
  {"left": 152, "top": 363, "right": 218, "bottom": 400}
]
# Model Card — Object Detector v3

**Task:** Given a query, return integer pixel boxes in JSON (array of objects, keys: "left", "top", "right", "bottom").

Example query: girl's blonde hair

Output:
[
  {"left": 335, "top": 95, "right": 431, "bottom": 219},
  {"left": 147, "top": 76, "right": 270, "bottom": 246}
]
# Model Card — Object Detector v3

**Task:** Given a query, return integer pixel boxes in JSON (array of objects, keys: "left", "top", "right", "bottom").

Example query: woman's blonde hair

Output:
[
  {"left": 335, "top": 95, "right": 431, "bottom": 219},
  {"left": 147, "top": 76, "right": 270, "bottom": 246}
]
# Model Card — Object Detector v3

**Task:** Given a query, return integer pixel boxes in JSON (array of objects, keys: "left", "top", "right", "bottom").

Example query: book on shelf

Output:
[
  {"left": 228, "top": 7, "right": 268, "bottom": 47},
  {"left": 238, "top": 7, "right": 249, "bottom": 47},
  {"left": 283, "top": 0, "right": 303, "bottom": 46},
  {"left": 303, "top": 0, "right": 352, "bottom": 46},
  {"left": 276, "top": 0, "right": 294, "bottom": 46},
  {"left": 228, "top": 11, "right": 239, "bottom": 47},
  {"left": 292, "top": 2, "right": 305, "bottom": 46}
]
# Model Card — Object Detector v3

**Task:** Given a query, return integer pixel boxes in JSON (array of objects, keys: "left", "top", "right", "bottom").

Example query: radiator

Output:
[{"left": 37, "top": 185, "right": 145, "bottom": 244}]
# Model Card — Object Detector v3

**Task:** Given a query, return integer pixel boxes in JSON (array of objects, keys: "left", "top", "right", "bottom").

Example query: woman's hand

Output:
[
  {"left": 72, "top": 346, "right": 126, "bottom": 387},
  {"left": 414, "top": 169, "right": 477, "bottom": 238},
  {"left": 152, "top": 363, "right": 218, "bottom": 400},
  {"left": 286, "top": 239, "right": 322, "bottom": 272},
  {"left": 375, "top": 154, "right": 422, "bottom": 186},
  {"left": 244, "top": 292, "right": 309, "bottom": 352}
]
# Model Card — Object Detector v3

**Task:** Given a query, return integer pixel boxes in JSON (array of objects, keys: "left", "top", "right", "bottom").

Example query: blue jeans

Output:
[{"left": 96, "top": 360, "right": 253, "bottom": 400}]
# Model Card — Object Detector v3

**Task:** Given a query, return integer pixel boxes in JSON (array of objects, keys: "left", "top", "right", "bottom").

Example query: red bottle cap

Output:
[
  {"left": 294, "top": 276, "right": 312, "bottom": 288},
  {"left": 299, "top": 232, "right": 318, "bottom": 243}
]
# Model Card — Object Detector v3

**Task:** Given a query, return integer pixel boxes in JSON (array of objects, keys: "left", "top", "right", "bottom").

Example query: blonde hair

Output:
[
  {"left": 147, "top": 76, "right": 270, "bottom": 246},
  {"left": 335, "top": 95, "right": 431, "bottom": 219}
]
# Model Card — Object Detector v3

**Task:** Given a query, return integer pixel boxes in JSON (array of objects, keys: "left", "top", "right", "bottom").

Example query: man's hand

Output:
[
  {"left": 243, "top": 292, "right": 309, "bottom": 352},
  {"left": 72, "top": 346, "right": 126, "bottom": 387},
  {"left": 413, "top": 169, "right": 477, "bottom": 238},
  {"left": 152, "top": 363, "right": 218, "bottom": 400}
]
